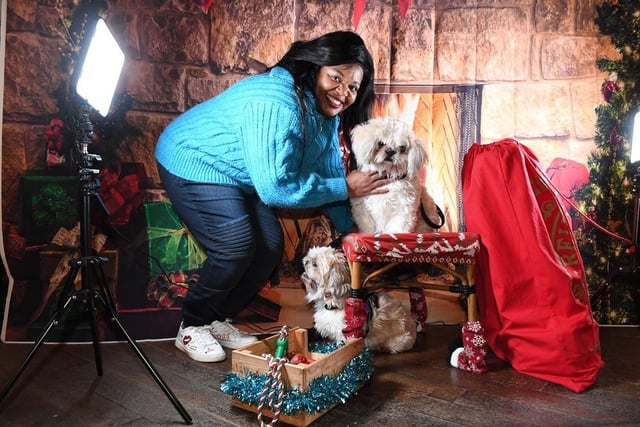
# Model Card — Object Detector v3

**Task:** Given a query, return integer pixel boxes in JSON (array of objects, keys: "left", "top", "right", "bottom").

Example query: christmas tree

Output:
[{"left": 574, "top": 1, "right": 640, "bottom": 324}]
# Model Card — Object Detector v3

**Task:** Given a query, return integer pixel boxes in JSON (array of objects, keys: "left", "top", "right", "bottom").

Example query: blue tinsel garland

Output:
[{"left": 220, "top": 342, "right": 374, "bottom": 415}]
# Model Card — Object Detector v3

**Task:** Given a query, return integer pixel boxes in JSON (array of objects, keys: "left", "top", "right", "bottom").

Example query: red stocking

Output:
[
  {"left": 409, "top": 287, "right": 428, "bottom": 332},
  {"left": 457, "top": 320, "right": 488, "bottom": 374},
  {"left": 342, "top": 297, "right": 367, "bottom": 339}
]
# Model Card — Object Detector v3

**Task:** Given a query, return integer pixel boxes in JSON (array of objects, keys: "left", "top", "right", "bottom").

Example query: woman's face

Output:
[{"left": 314, "top": 64, "right": 364, "bottom": 117}]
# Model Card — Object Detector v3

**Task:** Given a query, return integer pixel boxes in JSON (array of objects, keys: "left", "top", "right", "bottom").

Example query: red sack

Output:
[{"left": 461, "top": 139, "right": 603, "bottom": 393}]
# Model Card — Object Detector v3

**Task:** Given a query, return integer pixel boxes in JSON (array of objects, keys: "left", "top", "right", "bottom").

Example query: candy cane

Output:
[{"left": 256, "top": 326, "right": 289, "bottom": 426}]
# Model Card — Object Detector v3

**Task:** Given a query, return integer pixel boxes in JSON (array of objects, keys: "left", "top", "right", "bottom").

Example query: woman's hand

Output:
[{"left": 346, "top": 170, "right": 391, "bottom": 198}]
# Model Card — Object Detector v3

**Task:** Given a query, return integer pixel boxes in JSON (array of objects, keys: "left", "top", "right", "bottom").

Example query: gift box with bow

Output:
[
  {"left": 144, "top": 201, "right": 206, "bottom": 276},
  {"left": 19, "top": 172, "right": 79, "bottom": 245},
  {"left": 98, "top": 162, "right": 148, "bottom": 225}
]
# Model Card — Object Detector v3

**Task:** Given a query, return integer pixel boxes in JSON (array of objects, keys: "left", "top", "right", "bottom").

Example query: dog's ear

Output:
[
  {"left": 408, "top": 134, "right": 428, "bottom": 177},
  {"left": 327, "top": 250, "right": 351, "bottom": 297},
  {"left": 350, "top": 121, "right": 377, "bottom": 168}
]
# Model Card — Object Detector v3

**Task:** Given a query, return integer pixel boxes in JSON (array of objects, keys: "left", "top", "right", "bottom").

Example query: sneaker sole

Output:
[{"left": 174, "top": 340, "right": 226, "bottom": 363}]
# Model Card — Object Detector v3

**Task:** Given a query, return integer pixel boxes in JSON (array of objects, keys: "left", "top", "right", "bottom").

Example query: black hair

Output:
[{"left": 270, "top": 31, "right": 375, "bottom": 146}]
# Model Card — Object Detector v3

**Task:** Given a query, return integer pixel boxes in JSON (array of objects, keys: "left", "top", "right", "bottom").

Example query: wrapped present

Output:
[
  {"left": 146, "top": 270, "right": 196, "bottom": 309},
  {"left": 144, "top": 201, "right": 206, "bottom": 276},
  {"left": 19, "top": 172, "right": 79, "bottom": 245},
  {"left": 98, "top": 162, "right": 148, "bottom": 225},
  {"left": 3, "top": 222, "right": 26, "bottom": 259}
]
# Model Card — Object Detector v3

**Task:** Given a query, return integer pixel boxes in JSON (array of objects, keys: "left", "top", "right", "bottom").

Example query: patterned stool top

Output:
[{"left": 341, "top": 232, "right": 481, "bottom": 264}]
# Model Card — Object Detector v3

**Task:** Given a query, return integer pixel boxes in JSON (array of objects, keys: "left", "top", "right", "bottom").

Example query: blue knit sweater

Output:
[{"left": 155, "top": 66, "right": 353, "bottom": 231}]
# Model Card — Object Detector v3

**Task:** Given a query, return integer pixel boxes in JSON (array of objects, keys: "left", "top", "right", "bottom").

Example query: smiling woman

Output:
[
  {"left": 314, "top": 64, "right": 363, "bottom": 117},
  {"left": 153, "top": 31, "right": 387, "bottom": 364}
]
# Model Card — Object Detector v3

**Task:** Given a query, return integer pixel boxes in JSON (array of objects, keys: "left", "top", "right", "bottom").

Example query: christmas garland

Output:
[{"left": 220, "top": 342, "right": 374, "bottom": 416}]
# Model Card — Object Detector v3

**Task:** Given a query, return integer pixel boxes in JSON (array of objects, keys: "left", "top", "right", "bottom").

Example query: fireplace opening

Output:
[{"left": 372, "top": 84, "right": 482, "bottom": 232}]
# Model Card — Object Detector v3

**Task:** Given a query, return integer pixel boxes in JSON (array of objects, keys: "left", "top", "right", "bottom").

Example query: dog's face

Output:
[
  {"left": 301, "top": 246, "right": 351, "bottom": 310},
  {"left": 350, "top": 117, "right": 426, "bottom": 179}
]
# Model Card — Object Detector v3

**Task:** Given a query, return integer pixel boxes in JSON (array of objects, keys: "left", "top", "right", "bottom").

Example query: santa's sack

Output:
[{"left": 461, "top": 139, "right": 603, "bottom": 393}]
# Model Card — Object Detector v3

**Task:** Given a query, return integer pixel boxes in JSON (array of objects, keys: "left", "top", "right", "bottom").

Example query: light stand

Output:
[{"left": 0, "top": 18, "right": 192, "bottom": 424}]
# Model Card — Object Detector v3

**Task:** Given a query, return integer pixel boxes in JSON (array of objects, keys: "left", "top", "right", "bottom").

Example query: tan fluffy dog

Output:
[
  {"left": 301, "top": 246, "right": 417, "bottom": 354},
  {"left": 349, "top": 117, "right": 443, "bottom": 233}
]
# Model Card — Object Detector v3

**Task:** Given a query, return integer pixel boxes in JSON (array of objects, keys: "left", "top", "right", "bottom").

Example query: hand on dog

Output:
[{"left": 346, "top": 170, "right": 390, "bottom": 197}]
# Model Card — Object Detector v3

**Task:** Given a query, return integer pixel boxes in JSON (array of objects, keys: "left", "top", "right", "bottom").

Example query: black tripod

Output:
[{"left": 0, "top": 107, "right": 192, "bottom": 424}]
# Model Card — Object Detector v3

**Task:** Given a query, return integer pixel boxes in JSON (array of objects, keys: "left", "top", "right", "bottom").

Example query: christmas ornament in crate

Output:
[
  {"left": 144, "top": 201, "right": 206, "bottom": 276},
  {"left": 221, "top": 327, "right": 372, "bottom": 427}
]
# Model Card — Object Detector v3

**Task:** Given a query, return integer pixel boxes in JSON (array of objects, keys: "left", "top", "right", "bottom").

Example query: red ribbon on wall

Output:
[
  {"left": 397, "top": 0, "right": 412, "bottom": 17},
  {"left": 195, "top": 0, "right": 214, "bottom": 12},
  {"left": 353, "top": 0, "right": 367, "bottom": 30},
  {"left": 354, "top": 0, "right": 412, "bottom": 30}
]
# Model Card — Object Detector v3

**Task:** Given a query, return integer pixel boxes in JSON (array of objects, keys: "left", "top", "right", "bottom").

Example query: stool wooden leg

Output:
[
  {"left": 467, "top": 293, "right": 479, "bottom": 322},
  {"left": 349, "top": 260, "right": 362, "bottom": 293}
]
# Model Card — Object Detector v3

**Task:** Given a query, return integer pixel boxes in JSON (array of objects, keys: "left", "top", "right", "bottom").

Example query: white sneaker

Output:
[
  {"left": 209, "top": 319, "right": 258, "bottom": 349},
  {"left": 175, "top": 322, "right": 226, "bottom": 362}
]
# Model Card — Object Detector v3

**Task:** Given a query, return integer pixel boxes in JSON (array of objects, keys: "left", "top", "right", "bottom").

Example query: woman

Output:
[{"left": 155, "top": 31, "right": 389, "bottom": 362}]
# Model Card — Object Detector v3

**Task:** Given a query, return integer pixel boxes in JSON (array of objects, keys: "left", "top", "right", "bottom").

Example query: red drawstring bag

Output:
[{"left": 461, "top": 139, "right": 603, "bottom": 393}]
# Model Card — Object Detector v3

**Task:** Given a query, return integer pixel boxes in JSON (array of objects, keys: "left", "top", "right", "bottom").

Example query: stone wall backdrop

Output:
[{"left": 1, "top": 0, "right": 623, "bottom": 340}]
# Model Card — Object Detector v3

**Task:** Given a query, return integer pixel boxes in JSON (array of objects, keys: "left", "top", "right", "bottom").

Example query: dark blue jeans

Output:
[{"left": 158, "top": 164, "right": 284, "bottom": 326}]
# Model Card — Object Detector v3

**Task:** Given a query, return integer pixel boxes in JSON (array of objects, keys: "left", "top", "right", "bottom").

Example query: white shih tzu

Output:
[
  {"left": 301, "top": 246, "right": 417, "bottom": 354},
  {"left": 349, "top": 117, "right": 444, "bottom": 233}
]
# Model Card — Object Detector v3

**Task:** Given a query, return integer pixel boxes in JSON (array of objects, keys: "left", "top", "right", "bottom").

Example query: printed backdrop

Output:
[
  {"left": 2, "top": 88, "right": 594, "bottom": 343},
  {"left": 4, "top": 1, "right": 627, "bottom": 345}
]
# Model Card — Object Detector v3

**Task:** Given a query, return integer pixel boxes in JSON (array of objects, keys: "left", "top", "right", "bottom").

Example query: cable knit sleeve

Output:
[{"left": 240, "top": 101, "right": 349, "bottom": 209}]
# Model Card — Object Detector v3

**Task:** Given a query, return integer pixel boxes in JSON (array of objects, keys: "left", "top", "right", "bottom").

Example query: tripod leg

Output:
[
  {"left": 55, "top": 259, "right": 81, "bottom": 320},
  {"left": 0, "top": 293, "right": 75, "bottom": 403},
  {"left": 92, "top": 256, "right": 117, "bottom": 312},
  {"left": 91, "top": 264, "right": 192, "bottom": 424},
  {"left": 87, "top": 291, "right": 104, "bottom": 376}
]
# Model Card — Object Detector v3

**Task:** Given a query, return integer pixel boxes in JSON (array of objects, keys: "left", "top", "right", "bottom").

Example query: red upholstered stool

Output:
[{"left": 341, "top": 232, "right": 488, "bottom": 374}]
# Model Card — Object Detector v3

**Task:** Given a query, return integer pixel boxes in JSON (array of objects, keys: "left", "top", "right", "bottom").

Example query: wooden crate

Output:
[{"left": 230, "top": 328, "right": 365, "bottom": 426}]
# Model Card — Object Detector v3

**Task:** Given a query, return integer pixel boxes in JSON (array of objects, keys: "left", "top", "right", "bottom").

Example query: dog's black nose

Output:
[{"left": 384, "top": 148, "right": 396, "bottom": 160}]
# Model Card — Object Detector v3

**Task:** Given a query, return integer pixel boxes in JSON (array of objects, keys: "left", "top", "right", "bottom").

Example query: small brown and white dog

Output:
[
  {"left": 349, "top": 117, "right": 444, "bottom": 233},
  {"left": 301, "top": 246, "right": 417, "bottom": 354}
]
